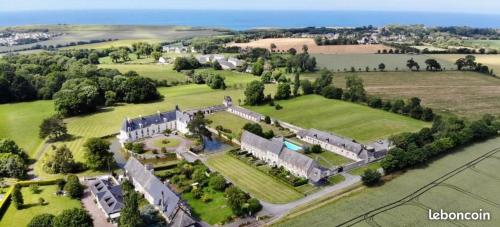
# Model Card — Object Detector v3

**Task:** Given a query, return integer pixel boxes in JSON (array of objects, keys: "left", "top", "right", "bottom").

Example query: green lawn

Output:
[
  {"left": 206, "top": 153, "right": 304, "bottom": 204},
  {"left": 32, "top": 82, "right": 275, "bottom": 179},
  {"left": 0, "top": 185, "right": 81, "bottom": 227},
  {"left": 273, "top": 138, "right": 500, "bottom": 227},
  {"left": 207, "top": 111, "right": 292, "bottom": 139},
  {"left": 0, "top": 100, "right": 55, "bottom": 157},
  {"left": 249, "top": 95, "right": 429, "bottom": 143},
  {"left": 152, "top": 137, "right": 181, "bottom": 148},
  {"left": 62, "top": 39, "right": 163, "bottom": 50},
  {"left": 98, "top": 63, "right": 189, "bottom": 82},
  {"left": 307, "top": 151, "right": 353, "bottom": 168},
  {"left": 327, "top": 174, "right": 346, "bottom": 185},
  {"left": 347, "top": 161, "right": 381, "bottom": 176},
  {"left": 182, "top": 187, "right": 233, "bottom": 225}
]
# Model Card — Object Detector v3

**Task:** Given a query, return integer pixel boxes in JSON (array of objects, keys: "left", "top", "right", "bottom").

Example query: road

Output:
[{"left": 259, "top": 173, "right": 361, "bottom": 220}]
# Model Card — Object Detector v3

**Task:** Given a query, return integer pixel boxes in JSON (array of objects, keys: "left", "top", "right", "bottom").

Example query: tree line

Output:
[
  {"left": 382, "top": 114, "right": 500, "bottom": 173},
  {"left": 0, "top": 52, "right": 161, "bottom": 116}
]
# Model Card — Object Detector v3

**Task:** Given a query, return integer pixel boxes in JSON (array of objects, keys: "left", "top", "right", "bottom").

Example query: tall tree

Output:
[
  {"left": 119, "top": 190, "right": 143, "bottom": 227},
  {"left": 64, "top": 175, "right": 83, "bottom": 199},
  {"left": 53, "top": 208, "right": 93, "bottom": 227},
  {"left": 39, "top": 115, "right": 68, "bottom": 141},
  {"left": 83, "top": 138, "right": 113, "bottom": 170},
  {"left": 187, "top": 111, "right": 212, "bottom": 144},
  {"left": 244, "top": 81, "right": 265, "bottom": 105},
  {"left": 275, "top": 83, "right": 291, "bottom": 100},
  {"left": 344, "top": 74, "right": 366, "bottom": 102},
  {"left": 293, "top": 73, "right": 300, "bottom": 96}
]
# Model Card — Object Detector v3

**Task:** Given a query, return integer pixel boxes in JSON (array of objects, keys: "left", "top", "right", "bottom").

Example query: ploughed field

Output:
[
  {"left": 248, "top": 95, "right": 429, "bottom": 143},
  {"left": 273, "top": 137, "right": 500, "bottom": 227},
  {"left": 229, "top": 38, "right": 389, "bottom": 54},
  {"left": 332, "top": 71, "right": 500, "bottom": 119}
]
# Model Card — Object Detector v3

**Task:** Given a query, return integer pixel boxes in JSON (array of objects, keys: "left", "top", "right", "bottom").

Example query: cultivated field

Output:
[
  {"left": 206, "top": 153, "right": 304, "bottom": 204},
  {"left": 0, "top": 184, "right": 82, "bottom": 227},
  {"left": 248, "top": 95, "right": 429, "bottom": 143},
  {"left": 229, "top": 38, "right": 388, "bottom": 54},
  {"left": 463, "top": 40, "right": 500, "bottom": 50},
  {"left": 313, "top": 53, "right": 457, "bottom": 72},
  {"left": 431, "top": 54, "right": 500, "bottom": 76},
  {"left": 331, "top": 71, "right": 500, "bottom": 118},
  {"left": 0, "top": 100, "right": 55, "bottom": 157},
  {"left": 274, "top": 137, "right": 500, "bottom": 227},
  {"left": 98, "top": 64, "right": 189, "bottom": 82}
]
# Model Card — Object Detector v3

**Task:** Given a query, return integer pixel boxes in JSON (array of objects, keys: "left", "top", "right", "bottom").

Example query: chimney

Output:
[{"left": 157, "top": 110, "right": 161, "bottom": 116}]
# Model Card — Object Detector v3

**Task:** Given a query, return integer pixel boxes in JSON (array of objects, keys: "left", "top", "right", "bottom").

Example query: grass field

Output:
[
  {"left": 274, "top": 137, "right": 500, "bottom": 227},
  {"left": 229, "top": 38, "right": 388, "bottom": 54},
  {"left": 182, "top": 187, "right": 233, "bottom": 224},
  {"left": 313, "top": 53, "right": 457, "bottom": 72},
  {"left": 98, "top": 64, "right": 189, "bottom": 82},
  {"left": 307, "top": 151, "right": 353, "bottom": 168},
  {"left": 30, "top": 81, "right": 275, "bottom": 179},
  {"left": 0, "top": 184, "right": 82, "bottom": 227},
  {"left": 152, "top": 137, "right": 181, "bottom": 148},
  {"left": 206, "top": 153, "right": 304, "bottom": 204},
  {"left": 348, "top": 161, "right": 381, "bottom": 176},
  {"left": 248, "top": 95, "right": 429, "bottom": 143},
  {"left": 63, "top": 39, "right": 163, "bottom": 50},
  {"left": 0, "top": 100, "right": 55, "bottom": 157},
  {"left": 207, "top": 111, "right": 292, "bottom": 139}
]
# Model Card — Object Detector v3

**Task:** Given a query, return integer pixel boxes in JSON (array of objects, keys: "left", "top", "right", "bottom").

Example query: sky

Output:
[{"left": 0, "top": 0, "right": 499, "bottom": 15}]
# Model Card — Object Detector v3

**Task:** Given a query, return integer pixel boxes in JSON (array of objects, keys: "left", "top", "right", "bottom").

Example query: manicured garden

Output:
[
  {"left": 249, "top": 95, "right": 429, "bottom": 143},
  {"left": 151, "top": 137, "right": 182, "bottom": 148},
  {"left": 206, "top": 152, "right": 304, "bottom": 204},
  {"left": 0, "top": 184, "right": 81, "bottom": 227}
]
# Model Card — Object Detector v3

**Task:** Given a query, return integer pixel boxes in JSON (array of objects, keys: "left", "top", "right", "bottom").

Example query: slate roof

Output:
[
  {"left": 170, "top": 208, "right": 197, "bottom": 227},
  {"left": 241, "top": 130, "right": 283, "bottom": 155},
  {"left": 124, "top": 157, "right": 180, "bottom": 219},
  {"left": 241, "top": 130, "right": 325, "bottom": 182},
  {"left": 297, "top": 128, "right": 365, "bottom": 155},
  {"left": 122, "top": 110, "right": 177, "bottom": 132},
  {"left": 88, "top": 178, "right": 124, "bottom": 215},
  {"left": 217, "top": 59, "right": 235, "bottom": 69},
  {"left": 228, "top": 106, "right": 263, "bottom": 120}
]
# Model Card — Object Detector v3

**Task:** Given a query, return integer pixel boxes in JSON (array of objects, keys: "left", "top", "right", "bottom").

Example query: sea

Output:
[{"left": 1, "top": 10, "right": 500, "bottom": 30}]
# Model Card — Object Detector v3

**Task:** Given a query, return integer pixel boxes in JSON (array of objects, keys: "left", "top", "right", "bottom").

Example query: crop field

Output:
[
  {"left": 431, "top": 54, "right": 500, "bottom": 76},
  {"left": 463, "top": 40, "right": 500, "bottom": 50},
  {"left": 274, "top": 137, "right": 500, "bottom": 227},
  {"left": 206, "top": 153, "right": 304, "bottom": 204},
  {"left": 229, "top": 38, "right": 388, "bottom": 54},
  {"left": 0, "top": 100, "right": 55, "bottom": 157},
  {"left": 1, "top": 25, "right": 223, "bottom": 52},
  {"left": 332, "top": 71, "right": 500, "bottom": 119},
  {"left": 0, "top": 184, "right": 82, "bottom": 227},
  {"left": 248, "top": 95, "right": 429, "bottom": 143},
  {"left": 313, "top": 53, "right": 457, "bottom": 72},
  {"left": 207, "top": 111, "right": 292, "bottom": 139}
]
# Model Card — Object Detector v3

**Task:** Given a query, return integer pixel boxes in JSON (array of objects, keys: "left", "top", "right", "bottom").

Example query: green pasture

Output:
[{"left": 249, "top": 95, "right": 429, "bottom": 143}]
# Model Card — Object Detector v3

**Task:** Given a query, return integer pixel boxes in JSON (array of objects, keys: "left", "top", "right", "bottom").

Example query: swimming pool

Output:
[{"left": 284, "top": 140, "right": 302, "bottom": 151}]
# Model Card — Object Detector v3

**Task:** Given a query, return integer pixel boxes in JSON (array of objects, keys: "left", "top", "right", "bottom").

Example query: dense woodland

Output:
[{"left": 0, "top": 51, "right": 161, "bottom": 116}]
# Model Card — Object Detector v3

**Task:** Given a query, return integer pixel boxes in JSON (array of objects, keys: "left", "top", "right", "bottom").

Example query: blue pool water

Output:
[{"left": 284, "top": 140, "right": 302, "bottom": 151}]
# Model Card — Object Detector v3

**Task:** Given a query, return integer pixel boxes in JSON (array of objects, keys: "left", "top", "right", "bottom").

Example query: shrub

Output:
[
  {"left": 311, "top": 144, "right": 322, "bottom": 153},
  {"left": 12, "top": 184, "right": 23, "bottom": 209},
  {"left": 192, "top": 188, "right": 203, "bottom": 199},
  {"left": 209, "top": 174, "right": 226, "bottom": 191},
  {"left": 28, "top": 214, "right": 55, "bottom": 227},
  {"left": 64, "top": 175, "right": 83, "bottom": 199},
  {"left": 361, "top": 169, "right": 382, "bottom": 186},
  {"left": 53, "top": 208, "right": 93, "bottom": 227},
  {"left": 275, "top": 104, "right": 283, "bottom": 110},
  {"left": 30, "top": 184, "right": 41, "bottom": 194}
]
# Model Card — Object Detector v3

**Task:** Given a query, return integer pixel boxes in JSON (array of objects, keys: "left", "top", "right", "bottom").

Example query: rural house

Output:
[
  {"left": 87, "top": 176, "right": 124, "bottom": 222},
  {"left": 123, "top": 157, "right": 196, "bottom": 225},
  {"left": 240, "top": 130, "right": 329, "bottom": 183}
]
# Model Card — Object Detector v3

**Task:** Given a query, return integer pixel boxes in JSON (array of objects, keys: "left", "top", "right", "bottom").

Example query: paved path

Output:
[
  {"left": 81, "top": 188, "right": 116, "bottom": 227},
  {"left": 259, "top": 173, "right": 361, "bottom": 221}
]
